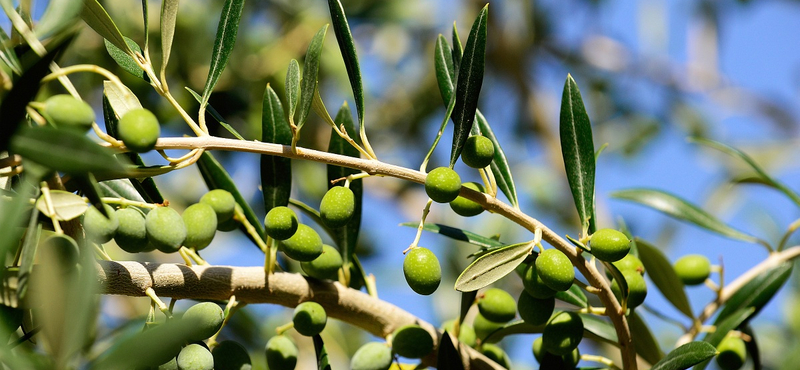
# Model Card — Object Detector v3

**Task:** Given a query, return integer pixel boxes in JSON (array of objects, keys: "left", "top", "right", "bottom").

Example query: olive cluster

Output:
[
  {"left": 265, "top": 301, "right": 328, "bottom": 369},
  {"left": 588, "top": 229, "right": 648, "bottom": 310}
]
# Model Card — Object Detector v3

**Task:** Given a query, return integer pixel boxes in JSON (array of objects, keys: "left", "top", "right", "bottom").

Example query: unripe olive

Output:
[
  {"left": 535, "top": 249, "right": 575, "bottom": 292},
  {"left": 674, "top": 254, "right": 711, "bottom": 286},
  {"left": 613, "top": 254, "right": 645, "bottom": 276},
  {"left": 177, "top": 344, "right": 214, "bottom": 370},
  {"left": 118, "top": 108, "right": 160, "bottom": 153},
  {"left": 517, "top": 291, "right": 555, "bottom": 326},
  {"left": 216, "top": 217, "right": 239, "bottom": 232},
  {"left": 391, "top": 324, "right": 434, "bottom": 358},
  {"left": 146, "top": 207, "right": 187, "bottom": 253},
  {"left": 182, "top": 302, "right": 224, "bottom": 342},
  {"left": 480, "top": 343, "right": 511, "bottom": 368},
  {"left": 611, "top": 269, "right": 647, "bottom": 309},
  {"left": 43, "top": 94, "right": 95, "bottom": 131},
  {"left": 533, "top": 337, "right": 579, "bottom": 369},
  {"left": 182, "top": 203, "right": 218, "bottom": 250},
  {"left": 83, "top": 204, "right": 119, "bottom": 244},
  {"left": 477, "top": 288, "right": 517, "bottom": 323},
  {"left": 200, "top": 189, "right": 236, "bottom": 223},
  {"left": 402, "top": 247, "right": 441, "bottom": 295},
  {"left": 264, "top": 206, "right": 298, "bottom": 240},
  {"left": 440, "top": 320, "right": 477, "bottom": 347},
  {"left": 716, "top": 335, "right": 746, "bottom": 370},
  {"left": 265, "top": 336, "right": 297, "bottom": 370},
  {"left": 301, "top": 244, "right": 343, "bottom": 280},
  {"left": 449, "top": 182, "right": 485, "bottom": 217},
  {"left": 114, "top": 208, "right": 149, "bottom": 253},
  {"left": 473, "top": 312, "right": 504, "bottom": 342},
  {"left": 461, "top": 135, "right": 495, "bottom": 168},
  {"left": 279, "top": 224, "right": 323, "bottom": 261},
  {"left": 589, "top": 228, "right": 630, "bottom": 262},
  {"left": 522, "top": 262, "right": 557, "bottom": 299},
  {"left": 211, "top": 340, "right": 251, "bottom": 370},
  {"left": 319, "top": 186, "right": 355, "bottom": 228},
  {"left": 541, "top": 311, "right": 583, "bottom": 356},
  {"left": 424, "top": 167, "right": 461, "bottom": 203},
  {"left": 42, "top": 234, "right": 80, "bottom": 268},
  {"left": 350, "top": 342, "right": 393, "bottom": 370},
  {"left": 292, "top": 301, "right": 327, "bottom": 336}
]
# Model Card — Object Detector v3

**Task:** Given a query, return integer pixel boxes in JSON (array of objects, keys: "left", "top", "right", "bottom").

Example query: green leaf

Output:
[
  {"left": 201, "top": 0, "right": 245, "bottom": 105},
  {"left": 260, "top": 84, "right": 292, "bottom": 212},
  {"left": 160, "top": 0, "right": 179, "bottom": 75},
  {"left": 36, "top": 190, "right": 87, "bottom": 221},
  {"left": 475, "top": 110, "right": 519, "bottom": 207},
  {"left": 715, "top": 261, "right": 792, "bottom": 325},
  {"left": 579, "top": 313, "right": 619, "bottom": 345},
  {"left": 285, "top": 59, "right": 300, "bottom": 123},
  {"left": 327, "top": 103, "right": 362, "bottom": 264},
  {"left": 459, "top": 291, "right": 478, "bottom": 325},
  {"left": 693, "top": 308, "right": 754, "bottom": 370},
  {"left": 438, "top": 330, "right": 466, "bottom": 370},
  {"left": 482, "top": 321, "right": 544, "bottom": 343},
  {"left": 434, "top": 34, "right": 456, "bottom": 104},
  {"left": 399, "top": 222, "right": 505, "bottom": 249},
  {"left": 72, "top": 173, "right": 107, "bottom": 217},
  {"left": 559, "top": 74, "right": 596, "bottom": 233},
  {"left": 312, "top": 335, "right": 331, "bottom": 370},
  {"left": 451, "top": 22, "right": 463, "bottom": 73},
  {"left": 630, "top": 312, "right": 665, "bottom": 365},
  {"left": 611, "top": 188, "right": 761, "bottom": 244},
  {"left": 185, "top": 87, "right": 245, "bottom": 140},
  {"left": 15, "top": 200, "right": 41, "bottom": 301},
  {"left": 740, "top": 325, "right": 760, "bottom": 370},
  {"left": 10, "top": 126, "right": 127, "bottom": 175},
  {"left": 0, "top": 186, "right": 34, "bottom": 274},
  {"left": 455, "top": 241, "right": 532, "bottom": 292},
  {"left": 690, "top": 137, "right": 800, "bottom": 208},
  {"left": 98, "top": 179, "right": 146, "bottom": 203},
  {"left": 296, "top": 25, "right": 329, "bottom": 131},
  {"left": 81, "top": 0, "right": 132, "bottom": 55},
  {"left": 140, "top": 0, "right": 149, "bottom": 51},
  {"left": 635, "top": 239, "right": 694, "bottom": 319},
  {"left": 449, "top": 5, "right": 488, "bottom": 167},
  {"left": 197, "top": 151, "right": 265, "bottom": 245},
  {"left": 33, "top": 0, "right": 81, "bottom": 39},
  {"left": 103, "top": 80, "right": 143, "bottom": 119},
  {"left": 555, "top": 284, "right": 588, "bottom": 308},
  {"left": 0, "top": 27, "right": 22, "bottom": 74},
  {"left": 104, "top": 37, "right": 147, "bottom": 81},
  {"left": 326, "top": 0, "right": 365, "bottom": 127},
  {"left": 651, "top": 342, "right": 717, "bottom": 370}
]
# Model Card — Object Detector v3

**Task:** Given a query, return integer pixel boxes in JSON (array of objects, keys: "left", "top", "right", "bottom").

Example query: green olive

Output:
[
  {"left": 716, "top": 335, "right": 746, "bottom": 370},
  {"left": 541, "top": 311, "right": 583, "bottom": 356},
  {"left": 264, "top": 206, "right": 299, "bottom": 240},
  {"left": 211, "top": 340, "right": 251, "bottom": 370},
  {"left": 590, "top": 228, "right": 630, "bottom": 262},
  {"left": 613, "top": 254, "right": 645, "bottom": 276},
  {"left": 279, "top": 224, "right": 323, "bottom": 262},
  {"left": 118, "top": 108, "right": 160, "bottom": 153},
  {"left": 265, "top": 336, "right": 297, "bottom": 370},
  {"left": 535, "top": 249, "right": 575, "bottom": 292},
  {"left": 461, "top": 135, "right": 495, "bottom": 168},
  {"left": 440, "top": 320, "right": 477, "bottom": 347},
  {"left": 145, "top": 206, "right": 187, "bottom": 253},
  {"left": 292, "top": 301, "right": 327, "bottom": 336},
  {"left": 391, "top": 324, "right": 434, "bottom": 359},
  {"left": 182, "top": 203, "right": 218, "bottom": 250},
  {"left": 301, "top": 244, "right": 343, "bottom": 280},
  {"left": 611, "top": 269, "right": 648, "bottom": 309},
  {"left": 319, "top": 186, "right": 355, "bottom": 228},
  {"left": 674, "top": 254, "right": 712, "bottom": 286},
  {"left": 182, "top": 302, "right": 224, "bottom": 342},
  {"left": 522, "top": 262, "right": 557, "bottom": 299},
  {"left": 200, "top": 189, "right": 236, "bottom": 224},
  {"left": 424, "top": 167, "right": 461, "bottom": 203},
  {"left": 83, "top": 204, "right": 119, "bottom": 244},
  {"left": 480, "top": 343, "right": 511, "bottom": 368},
  {"left": 114, "top": 208, "right": 149, "bottom": 253},
  {"left": 402, "top": 247, "right": 441, "bottom": 295},
  {"left": 176, "top": 344, "right": 214, "bottom": 370},
  {"left": 477, "top": 288, "right": 517, "bottom": 323},
  {"left": 43, "top": 94, "right": 95, "bottom": 132},
  {"left": 449, "top": 182, "right": 485, "bottom": 217},
  {"left": 473, "top": 312, "right": 504, "bottom": 343},
  {"left": 350, "top": 342, "right": 393, "bottom": 370},
  {"left": 517, "top": 291, "right": 555, "bottom": 326}
]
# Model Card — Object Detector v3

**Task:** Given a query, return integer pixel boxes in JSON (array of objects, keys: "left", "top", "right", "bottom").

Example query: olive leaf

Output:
[
  {"left": 560, "top": 74, "right": 596, "bottom": 234},
  {"left": 451, "top": 22, "right": 463, "bottom": 73},
  {"left": 98, "top": 179, "right": 147, "bottom": 204},
  {"left": 260, "top": 84, "right": 293, "bottom": 212},
  {"left": 140, "top": 0, "right": 149, "bottom": 51},
  {"left": 103, "top": 80, "right": 143, "bottom": 119},
  {"left": 455, "top": 241, "right": 532, "bottom": 292},
  {"left": 693, "top": 308, "right": 755, "bottom": 370},
  {"left": 434, "top": 34, "right": 456, "bottom": 103},
  {"left": 160, "top": 0, "right": 179, "bottom": 75},
  {"left": 105, "top": 37, "right": 147, "bottom": 81},
  {"left": 81, "top": 0, "right": 132, "bottom": 55},
  {"left": 33, "top": 0, "right": 82, "bottom": 39},
  {"left": 312, "top": 335, "right": 331, "bottom": 370},
  {"left": 10, "top": 126, "right": 127, "bottom": 176},
  {"left": 0, "top": 26, "right": 22, "bottom": 74},
  {"left": 437, "top": 329, "right": 465, "bottom": 370},
  {"left": 15, "top": 195, "right": 42, "bottom": 301},
  {"left": 630, "top": 312, "right": 665, "bottom": 365},
  {"left": 554, "top": 284, "right": 588, "bottom": 308},
  {"left": 399, "top": 222, "right": 505, "bottom": 249},
  {"left": 201, "top": 0, "right": 245, "bottom": 106},
  {"left": 327, "top": 103, "right": 362, "bottom": 265},
  {"left": 635, "top": 239, "right": 694, "bottom": 319},
  {"left": 326, "top": 0, "right": 365, "bottom": 128},
  {"left": 296, "top": 25, "right": 329, "bottom": 132},
  {"left": 35, "top": 190, "right": 87, "bottom": 221},
  {"left": 651, "top": 342, "right": 717, "bottom": 370},
  {"left": 715, "top": 261, "right": 792, "bottom": 325},
  {"left": 185, "top": 87, "right": 246, "bottom": 140},
  {"left": 0, "top": 186, "right": 35, "bottom": 269},
  {"left": 475, "top": 111, "right": 519, "bottom": 208},
  {"left": 285, "top": 59, "right": 300, "bottom": 124}
]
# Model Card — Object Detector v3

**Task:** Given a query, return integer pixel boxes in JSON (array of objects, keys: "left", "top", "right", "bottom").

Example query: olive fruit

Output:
[
  {"left": 440, "top": 320, "right": 477, "bottom": 347},
  {"left": 176, "top": 344, "right": 214, "bottom": 370},
  {"left": 449, "top": 182, "right": 485, "bottom": 217},
  {"left": 589, "top": 228, "right": 630, "bottom": 262},
  {"left": 716, "top": 335, "right": 746, "bottom": 370},
  {"left": 674, "top": 254, "right": 711, "bottom": 286},
  {"left": 114, "top": 208, "right": 149, "bottom": 253},
  {"left": 461, "top": 135, "right": 495, "bottom": 168},
  {"left": 265, "top": 336, "right": 297, "bottom": 370},
  {"left": 477, "top": 288, "right": 517, "bottom": 323},
  {"left": 350, "top": 342, "right": 393, "bottom": 370},
  {"left": 118, "top": 108, "right": 160, "bottom": 153},
  {"left": 473, "top": 313, "right": 504, "bottom": 342},
  {"left": 146, "top": 207, "right": 187, "bottom": 253},
  {"left": 391, "top": 324, "right": 434, "bottom": 358},
  {"left": 535, "top": 249, "right": 575, "bottom": 292},
  {"left": 522, "top": 262, "right": 557, "bottom": 299},
  {"left": 292, "top": 301, "right": 327, "bottom": 336},
  {"left": 480, "top": 343, "right": 511, "bottom": 368},
  {"left": 43, "top": 94, "right": 95, "bottom": 131},
  {"left": 613, "top": 254, "right": 645, "bottom": 276},
  {"left": 200, "top": 189, "right": 236, "bottom": 224},
  {"left": 264, "top": 206, "right": 298, "bottom": 240},
  {"left": 279, "top": 224, "right": 323, "bottom": 261},
  {"left": 424, "top": 167, "right": 461, "bottom": 203},
  {"left": 402, "top": 247, "right": 441, "bottom": 295},
  {"left": 182, "top": 203, "right": 218, "bottom": 250},
  {"left": 83, "top": 204, "right": 119, "bottom": 244},
  {"left": 211, "top": 340, "right": 251, "bottom": 370},
  {"left": 541, "top": 311, "right": 583, "bottom": 356},
  {"left": 301, "top": 244, "right": 343, "bottom": 280},
  {"left": 319, "top": 186, "right": 355, "bottom": 228},
  {"left": 611, "top": 269, "right": 647, "bottom": 309},
  {"left": 517, "top": 291, "right": 555, "bottom": 326},
  {"left": 182, "top": 302, "right": 224, "bottom": 342},
  {"left": 533, "top": 337, "right": 579, "bottom": 369}
]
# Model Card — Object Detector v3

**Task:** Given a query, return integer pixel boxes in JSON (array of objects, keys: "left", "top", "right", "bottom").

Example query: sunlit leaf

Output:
[
  {"left": 104, "top": 80, "right": 143, "bottom": 119},
  {"left": 296, "top": 25, "right": 329, "bottom": 131},
  {"left": 0, "top": 27, "right": 22, "bottom": 74},
  {"left": 261, "top": 85, "right": 292, "bottom": 212},
  {"left": 201, "top": 0, "right": 245, "bottom": 105},
  {"left": 10, "top": 126, "right": 127, "bottom": 175},
  {"left": 33, "top": 0, "right": 81, "bottom": 39},
  {"left": 455, "top": 241, "right": 532, "bottom": 292},
  {"left": 326, "top": 0, "right": 365, "bottom": 127},
  {"left": 716, "top": 261, "right": 792, "bottom": 325},
  {"left": 98, "top": 179, "right": 146, "bottom": 204},
  {"left": 438, "top": 330, "right": 465, "bottom": 370},
  {"left": 327, "top": 103, "right": 362, "bottom": 264},
  {"left": 476, "top": 111, "right": 519, "bottom": 207},
  {"left": 560, "top": 74, "right": 596, "bottom": 233},
  {"left": 105, "top": 36, "right": 147, "bottom": 81},
  {"left": 312, "top": 335, "right": 331, "bottom": 370},
  {"left": 555, "top": 284, "right": 588, "bottom": 308},
  {"left": 36, "top": 190, "right": 87, "bottom": 221},
  {"left": 81, "top": 0, "right": 132, "bottom": 55},
  {"left": 185, "top": 87, "right": 245, "bottom": 140},
  {"left": 651, "top": 342, "right": 717, "bottom": 370},
  {"left": 636, "top": 239, "right": 693, "bottom": 319},
  {"left": 459, "top": 291, "right": 478, "bottom": 324},
  {"left": 160, "top": 0, "right": 179, "bottom": 75},
  {"left": 399, "top": 222, "right": 505, "bottom": 249},
  {"left": 285, "top": 59, "right": 300, "bottom": 123},
  {"left": 630, "top": 312, "right": 664, "bottom": 365}
]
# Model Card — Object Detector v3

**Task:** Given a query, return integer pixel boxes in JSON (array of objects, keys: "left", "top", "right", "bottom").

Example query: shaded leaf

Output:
[
  {"left": 160, "top": 0, "right": 179, "bottom": 75},
  {"left": 438, "top": 330, "right": 466, "bottom": 370},
  {"left": 36, "top": 190, "right": 87, "bottom": 221},
  {"left": 105, "top": 37, "right": 147, "bottom": 81},
  {"left": 296, "top": 25, "right": 329, "bottom": 130},
  {"left": 636, "top": 239, "right": 694, "bottom": 319},
  {"left": 451, "top": 22, "right": 463, "bottom": 73},
  {"left": 81, "top": 0, "right": 131, "bottom": 55},
  {"left": 651, "top": 342, "right": 717, "bottom": 370},
  {"left": 716, "top": 262, "right": 792, "bottom": 325},
  {"left": 285, "top": 59, "right": 300, "bottom": 123},
  {"left": 476, "top": 111, "right": 518, "bottom": 207},
  {"left": 34, "top": 0, "right": 82, "bottom": 39},
  {"left": 630, "top": 311, "right": 664, "bottom": 365},
  {"left": 312, "top": 335, "right": 331, "bottom": 370},
  {"left": 611, "top": 188, "right": 760, "bottom": 244},
  {"left": 186, "top": 87, "right": 245, "bottom": 140},
  {"left": 260, "top": 85, "right": 292, "bottom": 212},
  {"left": 15, "top": 201, "right": 41, "bottom": 301},
  {"left": 327, "top": 103, "right": 362, "bottom": 264},
  {"left": 326, "top": 0, "right": 365, "bottom": 127},
  {"left": 560, "top": 74, "right": 596, "bottom": 233},
  {"left": 10, "top": 126, "right": 127, "bottom": 175},
  {"left": 434, "top": 34, "right": 456, "bottom": 104},
  {"left": 740, "top": 325, "right": 760, "bottom": 370},
  {"left": 0, "top": 186, "right": 35, "bottom": 273},
  {"left": 104, "top": 80, "right": 143, "bottom": 119},
  {"left": 459, "top": 291, "right": 478, "bottom": 324},
  {"left": 455, "top": 241, "right": 532, "bottom": 292},
  {"left": 400, "top": 222, "right": 505, "bottom": 249},
  {"left": 72, "top": 173, "right": 107, "bottom": 217},
  {"left": 554, "top": 284, "right": 588, "bottom": 308},
  {"left": 201, "top": 0, "right": 245, "bottom": 105},
  {"left": 579, "top": 313, "right": 618, "bottom": 344}
]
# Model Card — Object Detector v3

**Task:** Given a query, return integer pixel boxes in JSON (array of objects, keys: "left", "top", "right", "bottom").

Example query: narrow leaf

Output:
[
  {"left": 296, "top": 25, "right": 329, "bottom": 130},
  {"left": 0, "top": 186, "right": 34, "bottom": 268},
  {"left": 579, "top": 313, "right": 619, "bottom": 344},
  {"left": 72, "top": 173, "right": 107, "bottom": 217},
  {"left": 327, "top": 103, "right": 362, "bottom": 264},
  {"left": 651, "top": 342, "right": 717, "bottom": 370},
  {"left": 33, "top": 0, "right": 82, "bottom": 39},
  {"left": 10, "top": 126, "right": 127, "bottom": 175},
  {"left": 554, "top": 284, "right": 588, "bottom": 308},
  {"left": 98, "top": 179, "right": 147, "bottom": 204},
  {"left": 160, "top": 0, "right": 179, "bottom": 75},
  {"left": 434, "top": 34, "right": 456, "bottom": 104},
  {"left": 312, "top": 335, "right": 331, "bottom": 370},
  {"left": 611, "top": 188, "right": 760, "bottom": 243},
  {"left": 15, "top": 200, "right": 41, "bottom": 301},
  {"left": 560, "top": 74, "right": 596, "bottom": 233},
  {"left": 260, "top": 85, "right": 292, "bottom": 211},
  {"left": 104, "top": 80, "right": 143, "bottom": 119},
  {"left": 438, "top": 331, "right": 466, "bottom": 370},
  {"left": 449, "top": 5, "right": 488, "bottom": 167},
  {"left": 636, "top": 239, "right": 694, "bottom": 319},
  {"left": 455, "top": 241, "right": 532, "bottom": 292},
  {"left": 476, "top": 111, "right": 518, "bottom": 207},
  {"left": 326, "top": 0, "right": 365, "bottom": 126},
  {"left": 0, "top": 27, "right": 22, "bottom": 74},
  {"left": 399, "top": 222, "right": 505, "bottom": 249},
  {"left": 740, "top": 325, "right": 761, "bottom": 370},
  {"left": 81, "top": 0, "right": 132, "bottom": 55},
  {"left": 141, "top": 0, "right": 149, "bottom": 50},
  {"left": 285, "top": 59, "right": 300, "bottom": 122},
  {"left": 201, "top": 0, "right": 245, "bottom": 105},
  {"left": 630, "top": 312, "right": 665, "bottom": 365},
  {"left": 36, "top": 190, "right": 87, "bottom": 221},
  {"left": 451, "top": 22, "right": 463, "bottom": 72},
  {"left": 185, "top": 87, "right": 245, "bottom": 140},
  {"left": 693, "top": 308, "right": 755, "bottom": 370},
  {"left": 715, "top": 261, "right": 792, "bottom": 325},
  {"left": 459, "top": 291, "right": 478, "bottom": 325}
]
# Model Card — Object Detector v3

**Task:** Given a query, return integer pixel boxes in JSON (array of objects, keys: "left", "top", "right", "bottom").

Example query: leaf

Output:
[
  {"left": 296, "top": 25, "right": 329, "bottom": 131},
  {"left": 459, "top": 291, "right": 478, "bottom": 324},
  {"left": 312, "top": 335, "right": 331, "bottom": 370},
  {"left": 449, "top": 5, "right": 488, "bottom": 167},
  {"left": 140, "top": 0, "right": 149, "bottom": 50},
  {"left": 98, "top": 179, "right": 146, "bottom": 203},
  {"left": 455, "top": 241, "right": 532, "bottom": 292},
  {"left": 33, "top": 0, "right": 82, "bottom": 39},
  {"left": 451, "top": 22, "right": 463, "bottom": 73},
  {"left": 715, "top": 261, "right": 792, "bottom": 325},
  {"left": 36, "top": 190, "right": 87, "bottom": 221},
  {"left": 630, "top": 312, "right": 665, "bottom": 365},
  {"left": 10, "top": 126, "right": 127, "bottom": 175},
  {"left": 105, "top": 36, "right": 147, "bottom": 81},
  {"left": 635, "top": 239, "right": 694, "bottom": 319},
  {"left": 554, "top": 284, "right": 588, "bottom": 308},
  {"left": 285, "top": 59, "right": 300, "bottom": 123},
  {"left": 476, "top": 111, "right": 518, "bottom": 207},
  {"left": 327, "top": 103, "right": 362, "bottom": 264},
  {"left": 434, "top": 34, "right": 456, "bottom": 104},
  {"left": 579, "top": 313, "right": 618, "bottom": 345},
  {"left": 260, "top": 85, "right": 292, "bottom": 212},
  {"left": 104, "top": 80, "right": 143, "bottom": 119},
  {"left": 399, "top": 222, "right": 505, "bottom": 249},
  {"left": 81, "top": 0, "right": 132, "bottom": 55},
  {"left": 740, "top": 325, "right": 760, "bottom": 370},
  {"left": 438, "top": 330, "right": 466, "bottom": 370},
  {"left": 0, "top": 186, "right": 34, "bottom": 276},
  {"left": 160, "top": 0, "right": 179, "bottom": 75},
  {"left": 611, "top": 188, "right": 760, "bottom": 244},
  {"left": 560, "top": 74, "right": 596, "bottom": 233},
  {"left": 201, "top": 0, "right": 245, "bottom": 105},
  {"left": 185, "top": 87, "right": 245, "bottom": 140},
  {"left": 15, "top": 201, "right": 41, "bottom": 301},
  {"left": 693, "top": 308, "right": 754, "bottom": 370},
  {"left": 0, "top": 27, "right": 22, "bottom": 74},
  {"left": 326, "top": 0, "right": 365, "bottom": 127},
  {"left": 651, "top": 342, "right": 717, "bottom": 370},
  {"left": 72, "top": 173, "right": 108, "bottom": 217},
  {"left": 197, "top": 151, "right": 265, "bottom": 245}
]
